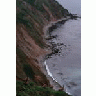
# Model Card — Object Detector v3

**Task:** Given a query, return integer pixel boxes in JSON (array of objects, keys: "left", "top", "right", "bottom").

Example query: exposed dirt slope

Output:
[{"left": 16, "top": 0, "right": 69, "bottom": 86}]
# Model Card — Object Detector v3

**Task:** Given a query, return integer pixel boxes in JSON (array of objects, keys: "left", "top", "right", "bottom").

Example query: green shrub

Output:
[
  {"left": 23, "top": 64, "right": 35, "bottom": 79},
  {"left": 16, "top": 81, "right": 71, "bottom": 96},
  {"left": 17, "top": 91, "right": 30, "bottom": 96}
]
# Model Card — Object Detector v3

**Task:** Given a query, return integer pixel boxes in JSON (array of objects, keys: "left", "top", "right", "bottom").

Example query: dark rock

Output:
[
  {"left": 52, "top": 64, "right": 56, "bottom": 67},
  {"left": 53, "top": 48, "right": 59, "bottom": 53},
  {"left": 68, "top": 13, "right": 79, "bottom": 19},
  {"left": 46, "top": 35, "right": 57, "bottom": 40},
  {"left": 69, "top": 82, "right": 77, "bottom": 86},
  {"left": 57, "top": 72, "right": 63, "bottom": 75}
]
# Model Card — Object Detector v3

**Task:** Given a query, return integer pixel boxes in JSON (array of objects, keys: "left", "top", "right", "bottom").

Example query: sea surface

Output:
[{"left": 45, "top": 0, "right": 81, "bottom": 96}]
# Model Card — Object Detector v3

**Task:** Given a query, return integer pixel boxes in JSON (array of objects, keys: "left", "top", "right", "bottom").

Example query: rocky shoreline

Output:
[
  {"left": 40, "top": 16, "right": 71, "bottom": 92},
  {"left": 40, "top": 13, "right": 80, "bottom": 94}
]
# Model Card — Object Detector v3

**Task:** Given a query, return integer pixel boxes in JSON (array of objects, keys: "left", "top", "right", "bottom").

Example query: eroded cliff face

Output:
[
  {"left": 16, "top": 24, "right": 50, "bottom": 86},
  {"left": 16, "top": 0, "right": 69, "bottom": 86}
]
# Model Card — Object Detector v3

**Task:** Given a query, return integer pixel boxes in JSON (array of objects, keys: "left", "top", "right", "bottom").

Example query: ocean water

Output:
[{"left": 45, "top": 0, "right": 81, "bottom": 96}]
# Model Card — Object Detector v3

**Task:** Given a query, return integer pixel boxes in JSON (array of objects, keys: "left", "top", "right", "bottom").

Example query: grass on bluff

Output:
[{"left": 16, "top": 81, "right": 71, "bottom": 96}]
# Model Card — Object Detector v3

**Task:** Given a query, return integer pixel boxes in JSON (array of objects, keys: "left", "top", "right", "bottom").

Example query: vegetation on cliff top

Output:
[{"left": 17, "top": 81, "right": 71, "bottom": 96}]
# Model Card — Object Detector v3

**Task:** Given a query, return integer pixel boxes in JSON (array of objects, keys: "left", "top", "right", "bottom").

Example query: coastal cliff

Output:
[{"left": 16, "top": 0, "right": 71, "bottom": 95}]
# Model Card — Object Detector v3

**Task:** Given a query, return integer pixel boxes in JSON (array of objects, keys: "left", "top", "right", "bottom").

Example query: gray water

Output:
[{"left": 46, "top": 0, "right": 81, "bottom": 96}]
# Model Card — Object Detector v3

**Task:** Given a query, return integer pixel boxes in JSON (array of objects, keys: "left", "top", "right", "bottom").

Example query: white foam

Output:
[
  {"left": 64, "top": 86, "right": 72, "bottom": 95},
  {"left": 44, "top": 60, "right": 57, "bottom": 82},
  {"left": 44, "top": 61, "right": 72, "bottom": 95}
]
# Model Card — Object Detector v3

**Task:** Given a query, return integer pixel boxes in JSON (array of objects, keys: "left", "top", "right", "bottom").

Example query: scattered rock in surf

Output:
[
  {"left": 57, "top": 72, "right": 63, "bottom": 75},
  {"left": 57, "top": 43, "right": 64, "bottom": 46},
  {"left": 69, "top": 82, "right": 77, "bottom": 86},
  {"left": 46, "top": 53, "right": 52, "bottom": 59},
  {"left": 64, "top": 45, "right": 67, "bottom": 47},
  {"left": 68, "top": 13, "right": 79, "bottom": 19},
  {"left": 53, "top": 48, "right": 59, "bottom": 53},
  {"left": 52, "top": 64, "right": 56, "bottom": 67},
  {"left": 66, "top": 82, "right": 77, "bottom": 89},
  {"left": 67, "top": 85, "right": 71, "bottom": 89},
  {"left": 48, "top": 24, "right": 58, "bottom": 32},
  {"left": 46, "top": 35, "right": 57, "bottom": 40}
]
